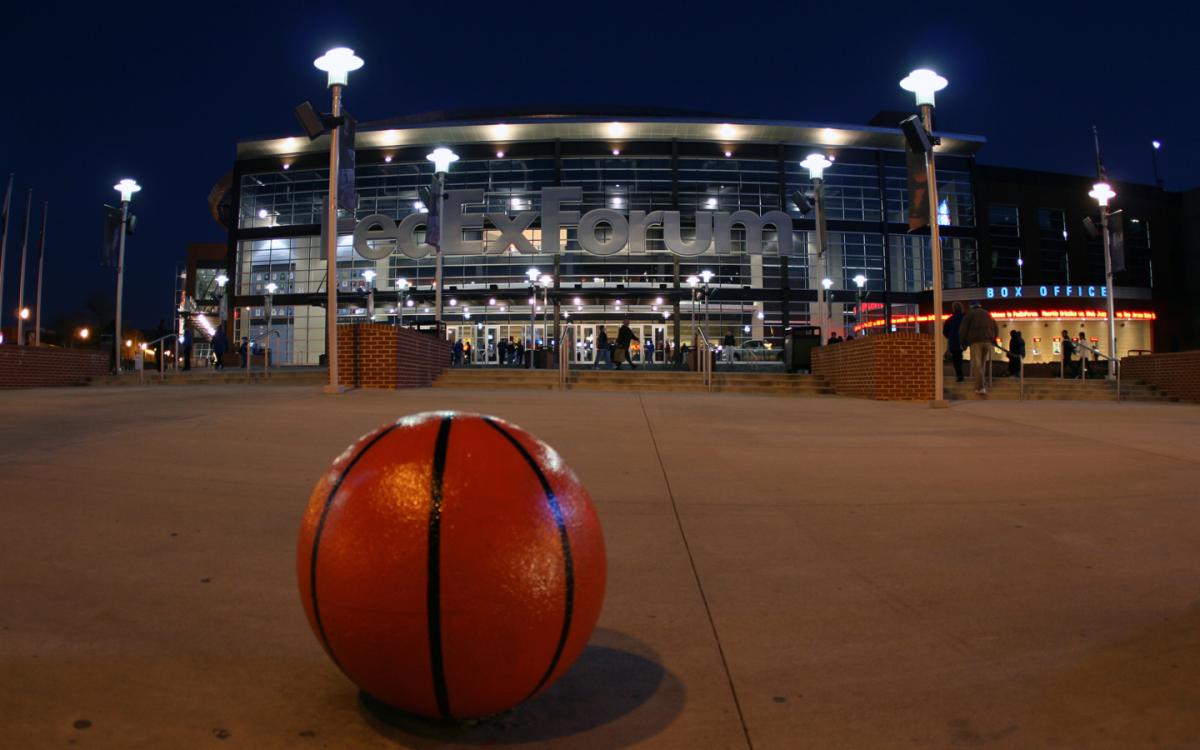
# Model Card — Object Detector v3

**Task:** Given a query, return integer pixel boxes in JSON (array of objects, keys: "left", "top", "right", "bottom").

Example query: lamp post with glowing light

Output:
[
  {"left": 1151, "top": 140, "right": 1163, "bottom": 188},
  {"left": 900, "top": 67, "right": 949, "bottom": 405},
  {"left": 1089, "top": 181, "right": 1118, "bottom": 378},
  {"left": 852, "top": 274, "right": 868, "bottom": 335},
  {"left": 699, "top": 269, "right": 714, "bottom": 333},
  {"left": 526, "top": 267, "right": 540, "bottom": 370},
  {"left": 821, "top": 278, "right": 834, "bottom": 338},
  {"left": 264, "top": 282, "right": 278, "bottom": 368},
  {"left": 427, "top": 147, "right": 459, "bottom": 331},
  {"left": 395, "top": 277, "right": 409, "bottom": 327},
  {"left": 800, "top": 153, "right": 833, "bottom": 341},
  {"left": 314, "top": 46, "right": 363, "bottom": 393},
  {"left": 112, "top": 179, "right": 140, "bottom": 372},
  {"left": 362, "top": 269, "right": 376, "bottom": 321}
]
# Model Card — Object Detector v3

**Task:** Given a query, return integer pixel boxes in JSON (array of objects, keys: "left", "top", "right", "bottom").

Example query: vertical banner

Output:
[
  {"left": 906, "top": 149, "right": 929, "bottom": 233},
  {"left": 337, "top": 113, "right": 358, "bottom": 213},
  {"left": 1108, "top": 211, "right": 1125, "bottom": 273},
  {"left": 102, "top": 205, "right": 122, "bottom": 267}
]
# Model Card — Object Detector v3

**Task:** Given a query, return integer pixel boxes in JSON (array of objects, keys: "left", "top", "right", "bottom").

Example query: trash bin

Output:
[{"left": 783, "top": 326, "right": 822, "bottom": 373}]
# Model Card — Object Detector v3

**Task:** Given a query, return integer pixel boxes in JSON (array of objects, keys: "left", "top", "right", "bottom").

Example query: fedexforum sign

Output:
[{"left": 352, "top": 187, "right": 794, "bottom": 260}]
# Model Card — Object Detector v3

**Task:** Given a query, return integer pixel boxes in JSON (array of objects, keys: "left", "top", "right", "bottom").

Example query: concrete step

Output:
[{"left": 87, "top": 370, "right": 326, "bottom": 386}]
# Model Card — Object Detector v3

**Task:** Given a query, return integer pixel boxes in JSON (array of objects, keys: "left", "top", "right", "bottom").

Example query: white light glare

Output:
[
  {"left": 314, "top": 47, "right": 364, "bottom": 87},
  {"left": 1089, "top": 182, "right": 1116, "bottom": 206},
  {"left": 899, "top": 68, "right": 948, "bottom": 107},
  {"left": 821, "top": 278, "right": 834, "bottom": 290},
  {"left": 853, "top": 274, "right": 868, "bottom": 288},
  {"left": 800, "top": 154, "right": 833, "bottom": 181},
  {"left": 426, "top": 147, "right": 459, "bottom": 173},
  {"left": 114, "top": 179, "right": 141, "bottom": 202}
]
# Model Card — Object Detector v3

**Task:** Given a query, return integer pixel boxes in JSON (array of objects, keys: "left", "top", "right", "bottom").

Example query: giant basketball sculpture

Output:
[{"left": 296, "top": 412, "right": 606, "bottom": 720}]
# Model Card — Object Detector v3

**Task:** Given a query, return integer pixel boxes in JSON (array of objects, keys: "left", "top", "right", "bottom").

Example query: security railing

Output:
[
  {"left": 985, "top": 342, "right": 1024, "bottom": 401},
  {"left": 558, "top": 327, "right": 574, "bottom": 390},
  {"left": 1076, "top": 341, "right": 1122, "bottom": 403},
  {"left": 246, "top": 330, "right": 281, "bottom": 378},
  {"left": 138, "top": 334, "right": 179, "bottom": 385},
  {"left": 696, "top": 328, "right": 714, "bottom": 391}
]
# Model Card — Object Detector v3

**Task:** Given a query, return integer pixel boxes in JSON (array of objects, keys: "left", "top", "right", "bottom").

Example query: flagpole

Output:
[
  {"left": 34, "top": 202, "right": 48, "bottom": 346},
  {"left": 16, "top": 189, "right": 31, "bottom": 346},
  {"left": 0, "top": 175, "right": 12, "bottom": 342}
]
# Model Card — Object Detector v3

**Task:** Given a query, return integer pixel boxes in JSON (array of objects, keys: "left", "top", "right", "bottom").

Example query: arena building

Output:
[{"left": 197, "top": 109, "right": 1189, "bottom": 367}]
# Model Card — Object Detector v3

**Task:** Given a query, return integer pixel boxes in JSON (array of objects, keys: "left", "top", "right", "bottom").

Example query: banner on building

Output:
[
  {"left": 1108, "top": 211, "right": 1125, "bottom": 273},
  {"left": 101, "top": 205, "right": 122, "bottom": 267},
  {"left": 337, "top": 113, "right": 358, "bottom": 213}
]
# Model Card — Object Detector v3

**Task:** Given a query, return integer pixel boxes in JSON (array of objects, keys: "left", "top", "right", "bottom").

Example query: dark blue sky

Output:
[{"left": 1, "top": 0, "right": 1195, "bottom": 330}]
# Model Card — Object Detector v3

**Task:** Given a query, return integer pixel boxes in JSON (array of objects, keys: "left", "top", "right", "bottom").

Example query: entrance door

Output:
[
  {"left": 574, "top": 324, "right": 596, "bottom": 364},
  {"left": 481, "top": 326, "right": 499, "bottom": 364}
]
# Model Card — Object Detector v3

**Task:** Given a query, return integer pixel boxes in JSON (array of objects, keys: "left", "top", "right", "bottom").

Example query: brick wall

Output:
[
  {"left": 0, "top": 347, "right": 110, "bottom": 389},
  {"left": 337, "top": 323, "right": 451, "bottom": 389},
  {"left": 1121, "top": 351, "right": 1200, "bottom": 402},
  {"left": 811, "top": 334, "right": 935, "bottom": 401}
]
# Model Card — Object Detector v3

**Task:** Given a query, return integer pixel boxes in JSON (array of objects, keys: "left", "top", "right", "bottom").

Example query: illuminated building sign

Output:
[
  {"left": 852, "top": 309, "right": 1156, "bottom": 334},
  {"left": 985, "top": 285, "right": 1107, "bottom": 299},
  {"left": 352, "top": 187, "right": 794, "bottom": 260}
]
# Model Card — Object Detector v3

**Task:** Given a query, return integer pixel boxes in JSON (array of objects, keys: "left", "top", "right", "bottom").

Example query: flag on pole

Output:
[
  {"left": 102, "top": 205, "right": 123, "bottom": 267},
  {"left": 1108, "top": 211, "right": 1126, "bottom": 273},
  {"left": 337, "top": 113, "right": 358, "bottom": 213}
]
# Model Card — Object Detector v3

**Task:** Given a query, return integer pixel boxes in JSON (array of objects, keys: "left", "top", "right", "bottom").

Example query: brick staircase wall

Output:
[
  {"left": 337, "top": 323, "right": 452, "bottom": 389},
  {"left": 1121, "top": 351, "right": 1200, "bottom": 402},
  {"left": 811, "top": 334, "right": 934, "bottom": 401},
  {"left": 0, "top": 347, "right": 110, "bottom": 389}
]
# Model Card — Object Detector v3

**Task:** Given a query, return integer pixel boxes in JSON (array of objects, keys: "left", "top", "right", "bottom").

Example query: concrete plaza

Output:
[{"left": 2, "top": 385, "right": 1199, "bottom": 749}]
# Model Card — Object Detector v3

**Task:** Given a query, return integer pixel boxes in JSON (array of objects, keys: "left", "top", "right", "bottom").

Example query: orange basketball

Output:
[{"left": 296, "top": 412, "right": 606, "bottom": 720}]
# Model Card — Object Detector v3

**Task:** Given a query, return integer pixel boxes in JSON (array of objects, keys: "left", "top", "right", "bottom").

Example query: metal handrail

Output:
[
  {"left": 696, "top": 327, "right": 714, "bottom": 391},
  {"left": 558, "top": 326, "right": 573, "bottom": 390},
  {"left": 138, "top": 333, "right": 179, "bottom": 384},
  {"left": 988, "top": 342, "right": 1024, "bottom": 401},
  {"left": 1076, "top": 341, "right": 1122, "bottom": 403},
  {"left": 246, "top": 330, "right": 280, "bottom": 377}
]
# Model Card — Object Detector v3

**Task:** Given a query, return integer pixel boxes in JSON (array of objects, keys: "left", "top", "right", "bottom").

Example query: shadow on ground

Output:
[{"left": 358, "top": 628, "right": 684, "bottom": 747}]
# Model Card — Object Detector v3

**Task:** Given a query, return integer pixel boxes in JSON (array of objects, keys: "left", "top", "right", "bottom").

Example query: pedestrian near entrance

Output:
[
  {"left": 644, "top": 337, "right": 655, "bottom": 366},
  {"left": 959, "top": 301, "right": 998, "bottom": 394},
  {"left": 615, "top": 319, "right": 639, "bottom": 370},
  {"left": 1007, "top": 329, "right": 1025, "bottom": 377},
  {"left": 594, "top": 325, "right": 612, "bottom": 369},
  {"left": 944, "top": 302, "right": 965, "bottom": 383},
  {"left": 452, "top": 338, "right": 464, "bottom": 366},
  {"left": 211, "top": 327, "right": 228, "bottom": 370},
  {"left": 238, "top": 337, "right": 248, "bottom": 367},
  {"left": 1078, "top": 329, "right": 1090, "bottom": 377},
  {"left": 1060, "top": 329, "right": 1075, "bottom": 378}
]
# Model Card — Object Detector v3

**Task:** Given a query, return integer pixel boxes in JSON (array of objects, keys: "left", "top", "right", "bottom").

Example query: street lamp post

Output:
[
  {"left": 526, "top": 267, "right": 540, "bottom": 370},
  {"left": 112, "top": 179, "right": 140, "bottom": 371},
  {"left": 900, "top": 67, "right": 949, "bottom": 406},
  {"left": 314, "top": 46, "right": 364, "bottom": 394},
  {"left": 362, "top": 269, "right": 376, "bottom": 321},
  {"left": 427, "top": 147, "right": 459, "bottom": 333},
  {"left": 686, "top": 275, "right": 699, "bottom": 347},
  {"left": 395, "top": 277, "right": 409, "bottom": 327},
  {"left": 853, "top": 274, "right": 868, "bottom": 335},
  {"left": 821, "top": 278, "right": 834, "bottom": 338},
  {"left": 264, "top": 281, "right": 277, "bottom": 368},
  {"left": 800, "top": 154, "right": 833, "bottom": 341},
  {"left": 1089, "top": 181, "right": 1118, "bottom": 378},
  {"left": 699, "top": 269, "right": 713, "bottom": 333},
  {"left": 539, "top": 273, "right": 552, "bottom": 354},
  {"left": 1151, "top": 141, "right": 1163, "bottom": 188}
]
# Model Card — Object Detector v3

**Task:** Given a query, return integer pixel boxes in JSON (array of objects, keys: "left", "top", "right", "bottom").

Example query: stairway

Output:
[
  {"left": 86, "top": 368, "right": 328, "bottom": 387},
  {"left": 945, "top": 376, "right": 1174, "bottom": 402},
  {"left": 433, "top": 367, "right": 834, "bottom": 396}
]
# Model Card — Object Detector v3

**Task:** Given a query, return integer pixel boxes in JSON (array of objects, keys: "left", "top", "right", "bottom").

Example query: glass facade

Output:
[{"left": 228, "top": 124, "right": 986, "bottom": 365}]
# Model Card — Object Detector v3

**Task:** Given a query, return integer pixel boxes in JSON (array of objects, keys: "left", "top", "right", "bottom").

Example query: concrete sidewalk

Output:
[{"left": 1, "top": 386, "right": 1199, "bottom": 749}]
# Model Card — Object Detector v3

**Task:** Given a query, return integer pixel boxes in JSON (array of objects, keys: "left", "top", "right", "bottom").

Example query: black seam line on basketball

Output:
[
  {"left": 427, "top": 416, "right": 454, "bottom": 720},
  {"left": 637, "top": 393, "right": 755, "bottom": 750},
  {"left": 310, "top": 423, "right": 401, "bottom": 674},
  {"left": 482, "top": 418, "right": 575, "bottom": 701}
]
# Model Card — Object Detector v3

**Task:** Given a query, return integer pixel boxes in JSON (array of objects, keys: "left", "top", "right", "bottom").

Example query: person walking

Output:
[
  {"left": 959, "top": 301, "right": 998, "bottom": 394},
  {"left": 1060, "top": 329, "right": 1075, "bottom": 378},
  {"left": 452, "top": 338, "right": 464, "bottom": 367},
  {"left": 1007, "top": 329, "right": 1025, "bottom": 378},
  {"left": 944, "top": 302, "right": 965, "bottom": 383},
  {"left": 1078, "top": 329, "right": 1090, "bottom": 378},
  {"left": 238, "top": 337, "right": 248, "bottom": 368},
  {"left": 644, "top": 337, "right": 655, "bottom": 366},
  {"left": 211, "top": 327, "right": 228, "bottom": 371},
  {"left": 615, "top": 319, "right": 639, "bottom": 370},
  {"left": 594, "top": 325, "right": 612, "bottom": 369}
]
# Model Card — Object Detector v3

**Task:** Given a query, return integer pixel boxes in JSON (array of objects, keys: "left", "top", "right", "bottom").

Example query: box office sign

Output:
[{"left": 352, "top": 187, "right": 794, "bottom": 260}]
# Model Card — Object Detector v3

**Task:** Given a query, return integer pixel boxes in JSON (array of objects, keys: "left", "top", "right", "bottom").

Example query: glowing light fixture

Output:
[
  {"left": 900, "top": 68, "right": 948, "bottom": 107},
  {"left": 1089, "top": 182, "right": 1116, "bottom": 206},
  {"left": 800, "top": 154, "right": 833, "bottom": 180},
  {"left": 426, "top": 147, "right": 458, "bottom": 173},
  {"left": 314, "top": 47, "right": 364, "bottom": 87},
  {"left": 853, "top": 274, "right": 868, "bottom": 288},
  {"left": 821, "top": 278, "right": 834, "bottom": 290},
  {"left": 114, "top": 179, "right": 141, "bottom": 202}
]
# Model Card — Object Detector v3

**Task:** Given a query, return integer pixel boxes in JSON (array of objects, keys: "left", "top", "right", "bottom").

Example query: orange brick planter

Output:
[
  {"left": 1121, "top": 351, "right": 1200, "bottom": 403},
  {"left": 337, "top": 323, "right": 452, "bottom": 389},
  {"left": 0, "top": 347, "right": 110, "bottom": 389},
  {"left": 811, "top": 334, "right": 934, "bottom": 401}
]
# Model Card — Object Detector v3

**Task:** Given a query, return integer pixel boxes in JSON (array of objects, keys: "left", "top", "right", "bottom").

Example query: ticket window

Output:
[
  {"left": 1052, "top": 337, "right": 1062, "bottom": 356},
  {"left": 1031, "top": 336, "right": 1041, "bottom": 358}
]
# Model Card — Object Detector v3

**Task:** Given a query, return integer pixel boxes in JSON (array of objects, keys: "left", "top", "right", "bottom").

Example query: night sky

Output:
[{"left": 1, "top": 1, "right": 1195, "bottom": 332}]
